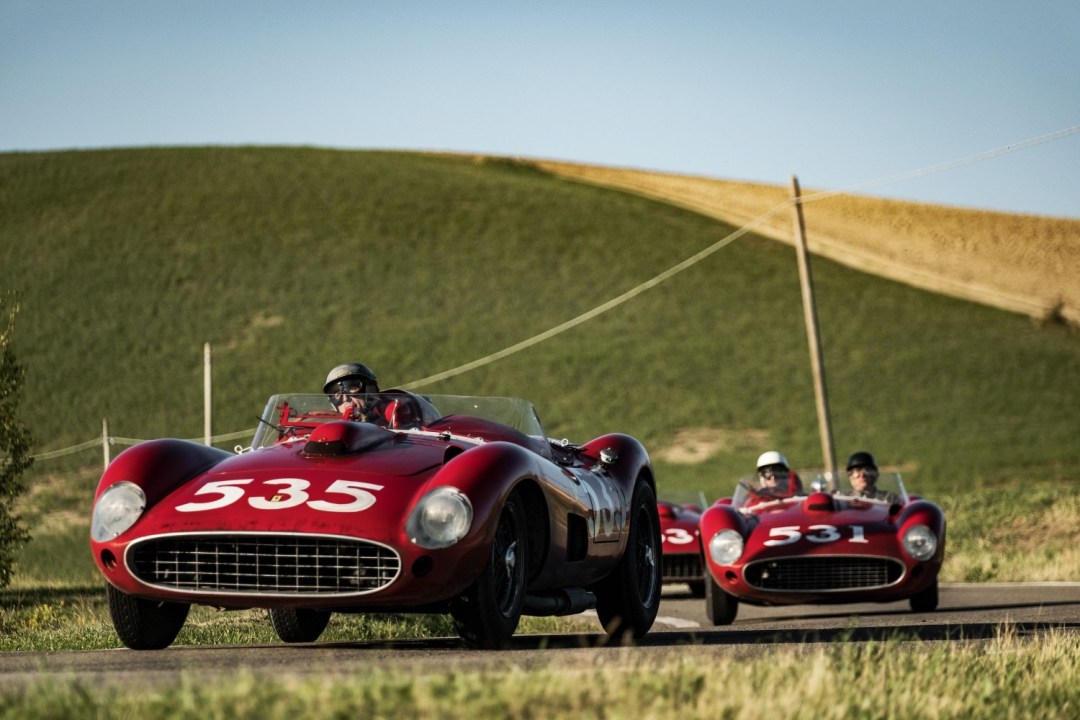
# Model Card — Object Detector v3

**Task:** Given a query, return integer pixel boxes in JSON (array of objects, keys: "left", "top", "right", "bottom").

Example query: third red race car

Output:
[{"left": 698, "top": 470, "right": 945, "bottom": 624}]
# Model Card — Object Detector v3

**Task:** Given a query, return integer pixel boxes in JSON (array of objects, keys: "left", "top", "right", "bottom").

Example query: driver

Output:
[
  {"left": 756, "top": 451, "right": 793, "bottom": 496},
  {"left": 845, "top": 451, "right": 896, "bottom": 501},
  {"left": 323, "top": 361, "right": 383, "bottom": 422}
]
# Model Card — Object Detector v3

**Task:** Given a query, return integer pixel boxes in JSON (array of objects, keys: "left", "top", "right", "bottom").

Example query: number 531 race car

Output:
[
  {"left": 699, "top": 471, "right": 945, "bottom": 625},
  {"left": 90, "top": 391, "right": 662, "bottom": 649}
]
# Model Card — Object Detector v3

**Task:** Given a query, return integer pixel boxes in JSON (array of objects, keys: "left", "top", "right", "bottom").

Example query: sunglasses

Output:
[
  {"left": 759, "top": 466, "right": 787, "bottom": 478},
  {"left": 848, "top": 467, "right": 878, "bottom": 478}
]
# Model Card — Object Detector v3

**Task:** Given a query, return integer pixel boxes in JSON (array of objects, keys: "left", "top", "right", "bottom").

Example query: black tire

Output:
[
  {"left": 909, "top": 577, "right": 939, "bottom": 612},
  {"left": 451, "top": 491, "right": 528, "bottom": 649},
  {"left": 268, "top": 608, "right": 332, "bottom": 643},
  {"left": 595, "top": 479, "right": 662, "bottom": 641},
  {"left": 705, "top": 574, "right": 739, "bottom": 625},
  {"left": 106, "top": 583, "right": 189, "bottom": 650}
]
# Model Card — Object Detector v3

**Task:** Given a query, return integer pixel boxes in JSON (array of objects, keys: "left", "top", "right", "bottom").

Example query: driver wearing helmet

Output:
[
  {"left": 323, "top": 362, "right": 382, "bottom": 423},
  {"left": 845, "top": 451, "right": 896, "bottom": 501},
  {"left": 756, "top": 451, "right": 800, "bottom": 497}
]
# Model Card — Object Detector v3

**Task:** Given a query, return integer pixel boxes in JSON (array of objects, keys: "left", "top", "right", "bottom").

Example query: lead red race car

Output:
[
  {"left": 90, "top": 391, "right": 662, "bottom": 649},
  {"left": 698, "top": 470, "right": 945, "bottom": 625}
]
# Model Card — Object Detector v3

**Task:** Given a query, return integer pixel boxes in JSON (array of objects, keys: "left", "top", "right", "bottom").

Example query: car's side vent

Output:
[{"left": 566, "top": 514, "right": 588, "bottom": 562}]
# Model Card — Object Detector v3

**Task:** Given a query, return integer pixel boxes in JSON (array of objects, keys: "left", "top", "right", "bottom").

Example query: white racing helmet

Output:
[{"left": 756, "top": 451, "right": 789, "bottom": 471}]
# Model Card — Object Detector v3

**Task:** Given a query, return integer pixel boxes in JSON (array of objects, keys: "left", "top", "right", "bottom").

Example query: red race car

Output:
[
  {"left": 90, "top": 391, "right": 662, "bottom": 649},
  {"left": 698, "top": 471, "right": 945, "bottom": 625},
  {"left": 658, "top": 493, "right": 707, "bottom": 597}
]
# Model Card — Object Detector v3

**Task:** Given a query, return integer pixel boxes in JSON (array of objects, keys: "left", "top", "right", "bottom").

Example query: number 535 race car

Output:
[
  {"left": 90, "top": 391, "right": 662, "bottom": 649},
  {"left": 699, "top": 471, "right": 945, "bottom": 625}
]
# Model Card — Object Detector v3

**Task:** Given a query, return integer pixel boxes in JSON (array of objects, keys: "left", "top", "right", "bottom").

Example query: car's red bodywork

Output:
[
  {"left": 698, "top": 472, "right": 945, "bottom": 624},
  {"left": 657, "top": 499, "right": 705, "bottom": 596},
  {"left": 90, "top": 392, "right": 662, "bottom": 649}
]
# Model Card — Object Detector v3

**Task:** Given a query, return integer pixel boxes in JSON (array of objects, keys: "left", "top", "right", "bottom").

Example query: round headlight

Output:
[
  {"left": 902, "top": 524, "right": 937, "bottom": 561},
  {"left": 91, "top": 482, "right": 146, "bottom": 542},
  {"left": 708, "top": 529, "right": 744, "bottom": 566},
  {"left": 407, "top": 486, "right": 473, "bottom": 549}
]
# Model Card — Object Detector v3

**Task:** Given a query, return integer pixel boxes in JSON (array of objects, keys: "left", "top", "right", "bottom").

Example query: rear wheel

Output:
[
  {"left": 106, "top": 583, "right": 189, "bottom": 650},
  {"left": 909, "top": 577, "right": 939, "bottom": 612},
  {"left": 595, "top": 478, "right": 661, "bottom": 641},
  {"left": 705, "top": 574, "right": 739, "bottom": 625},
  {"left": 268, "top": 608, "right": 332, "bottom": 643},
  {"left": 451, "top": 491, "right": 528, "bottom": 649}
]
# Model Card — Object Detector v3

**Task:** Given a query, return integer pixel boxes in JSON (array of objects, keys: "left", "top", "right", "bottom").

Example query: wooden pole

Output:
[
  {"left": 204, "top": 342, "right": 212, "bottom": 446},
  {"left": 790, "top": 176, "right": 837, "bottom": 482}
]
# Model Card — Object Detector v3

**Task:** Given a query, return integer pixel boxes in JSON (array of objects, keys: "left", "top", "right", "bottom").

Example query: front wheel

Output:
[
  {"left": 106, "top": 583, "right": 189, "bottom": 650},
  {"left": 451, "top": 491, "right": 528, "bottom": 649},
  {"left": 594, "top": 478, "right": 662, "bottom": 641},
  {"left": 705, "top": 574, "right": 739, "bottom": 625},
  {"left": 269, "top": 608, "right": 332, "bottom": 643},
  {"left": 909, "top": 577, "right": 939, "bottom": 612}
]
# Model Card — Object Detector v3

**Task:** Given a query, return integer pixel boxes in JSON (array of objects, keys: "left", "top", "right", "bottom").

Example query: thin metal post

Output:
[
  {"left": 102, "top": 418, "right": 110, "bottom": 468},
  {"left": 204, "top": 342, "right": 212, "bottom": 445},
  {"left": 790, "top": 176, "right": 837, "bottom": 481}
]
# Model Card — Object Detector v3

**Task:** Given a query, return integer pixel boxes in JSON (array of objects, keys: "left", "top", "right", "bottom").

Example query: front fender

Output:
[
  {"left": 95, "top": 439, "right": 233, "bottom": 507},
  {"left": 422, "top": 441, "right": 542, "bottom": 548}
]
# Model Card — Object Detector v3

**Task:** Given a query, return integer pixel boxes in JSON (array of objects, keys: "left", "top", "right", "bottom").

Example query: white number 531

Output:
[{"left": 763, "top": 524, "right": 868, "bottom": 546}]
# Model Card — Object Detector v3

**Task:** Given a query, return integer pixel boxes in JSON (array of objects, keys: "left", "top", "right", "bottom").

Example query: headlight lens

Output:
[
  {"left": 407, "top": 486, "right": 473, "bottom": 549},
  {"left": 902, "top": 524, "right": 937, "bottom": 561},
  {"left": 708, "top": 529, "right": 744, "bottom": 566},
  {"left": 91, "top": 482, "right": 146, "bottom": 542}
]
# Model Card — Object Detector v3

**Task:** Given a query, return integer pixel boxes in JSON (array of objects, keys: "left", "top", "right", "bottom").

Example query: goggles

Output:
[
  {"left": 328, "top": 379, "right": 375, "bottom": 405},
  {"left": 759, "top": 465, "right": 787, "bottom": 479},
  {"left": 848, "top": 466, "right": 879, "bottom": 479}
]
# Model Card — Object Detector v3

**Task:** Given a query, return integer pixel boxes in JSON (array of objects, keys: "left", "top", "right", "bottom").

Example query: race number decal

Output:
[
  {"left": 762, "top": 525, "right": 869, "bottom": 546},
  {"left": 662, "top": 528, "right": 697, "bottom": 545},
  {"left": 177, "top": 478, "right": 382, "bottom": 513}
]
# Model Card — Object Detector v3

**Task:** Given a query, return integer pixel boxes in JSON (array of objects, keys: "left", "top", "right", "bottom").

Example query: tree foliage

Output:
[{"left": 0, "top": 292, "right": 32, "bottom": 587}]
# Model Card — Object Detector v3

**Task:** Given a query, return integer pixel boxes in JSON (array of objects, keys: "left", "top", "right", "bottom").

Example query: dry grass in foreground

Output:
[{"left": 533, "top": 160, "right": 1080, "bottom": 326}]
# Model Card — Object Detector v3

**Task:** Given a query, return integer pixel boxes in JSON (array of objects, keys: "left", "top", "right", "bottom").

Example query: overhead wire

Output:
[{"left": 21, "top": 123, "right": 1080, "bottom": 461}]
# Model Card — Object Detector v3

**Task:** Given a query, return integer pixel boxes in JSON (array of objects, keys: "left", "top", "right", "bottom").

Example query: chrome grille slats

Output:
[
  {"left": 662, "top": 553, "right": 704, "bottom": 582},
  {"left": 127, "top": 533, "right": 400, "bottom": 596},
  {"left": 744, "top": 556, "right": 904, "bottom": 592}
]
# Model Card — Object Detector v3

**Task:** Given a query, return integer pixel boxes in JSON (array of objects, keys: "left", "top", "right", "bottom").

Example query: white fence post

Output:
[
  {"left": 102, "top": 418, "right": 110, "bottom": 468},
  {"left": 204, "top": 342, "right": 212, "bottom": 445}
]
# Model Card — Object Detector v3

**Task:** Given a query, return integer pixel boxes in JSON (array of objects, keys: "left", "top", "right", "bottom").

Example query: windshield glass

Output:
[
  {"left": 250, "top": 392, "right": 546, "bottom": 449},
  {"left": 730, "top": 470, "right": 909, "bottom": 509}
]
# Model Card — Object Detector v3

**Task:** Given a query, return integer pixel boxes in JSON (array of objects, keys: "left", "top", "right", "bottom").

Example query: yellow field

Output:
[{"left": 533, "top": 160, "right": 1080, "bottom": 325}]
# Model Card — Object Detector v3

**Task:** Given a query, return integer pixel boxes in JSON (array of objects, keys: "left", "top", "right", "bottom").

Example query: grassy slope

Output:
[
  {"left": 2, "top": 147, "right": 1080, "bottom": 585},
  {"left": 535, "top": 160, "right": 1080, "bottom": 323}
]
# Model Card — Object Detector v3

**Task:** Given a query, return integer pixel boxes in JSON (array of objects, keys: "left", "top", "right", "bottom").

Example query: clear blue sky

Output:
[{"left": 3, "top": 1, "right": 1078, "bottom": 218}]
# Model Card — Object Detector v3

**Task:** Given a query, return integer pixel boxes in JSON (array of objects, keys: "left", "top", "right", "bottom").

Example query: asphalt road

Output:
[{"left": 3, "top": 583, "right": 1079, "bottom": 687}]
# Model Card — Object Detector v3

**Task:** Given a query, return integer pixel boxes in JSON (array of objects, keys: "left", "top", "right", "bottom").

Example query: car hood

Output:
[{"left": 133, "top": 431, "right": 451, "bottom": 540}]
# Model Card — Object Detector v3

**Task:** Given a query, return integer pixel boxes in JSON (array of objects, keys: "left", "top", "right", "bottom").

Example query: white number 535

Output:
[{"left": 176, "top": 478, "right": 382, "bottom": 513}]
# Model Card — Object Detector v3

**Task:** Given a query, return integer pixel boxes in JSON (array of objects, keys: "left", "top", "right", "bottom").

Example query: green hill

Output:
[{"left": 3, "top": 146, "right": 1079, "bottom": 508}]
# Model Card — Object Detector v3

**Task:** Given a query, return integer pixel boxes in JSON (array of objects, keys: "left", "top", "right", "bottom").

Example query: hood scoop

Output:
[
  {"left": 802, "top": 491, "right": 836, "bottom": 513},
  {"left": 303, "top": 421, "right": 393, "bottom": 457}
]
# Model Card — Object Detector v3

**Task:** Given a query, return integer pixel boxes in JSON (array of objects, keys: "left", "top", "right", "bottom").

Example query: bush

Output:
[{"left": 0, "top": 293, "right": 32, "bottom": 588}]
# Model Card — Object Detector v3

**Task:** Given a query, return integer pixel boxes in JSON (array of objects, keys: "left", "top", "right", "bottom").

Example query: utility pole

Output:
[{"left": 790, "top": 176, "right": 837, "bottom": 482}]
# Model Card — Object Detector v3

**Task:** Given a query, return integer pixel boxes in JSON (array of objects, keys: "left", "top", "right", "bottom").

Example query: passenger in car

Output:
[{"left": 845, "top": 451, "right": 897, "bottom": 502}]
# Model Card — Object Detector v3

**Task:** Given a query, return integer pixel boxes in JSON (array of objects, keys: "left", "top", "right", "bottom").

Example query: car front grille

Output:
[
  {"left": 662, "top": 552, "right": 704, "bottom": 582},
  {"left": 744, "top": 556, "right": 904, "bottom": 592},
  {"left": 127, "top": 533, "right": 401, "bottom": 596}
]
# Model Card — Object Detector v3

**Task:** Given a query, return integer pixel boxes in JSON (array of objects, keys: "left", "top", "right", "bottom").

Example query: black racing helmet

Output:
[
  {"left": 845, "top": 450, "right": 877, "bottom": 471},
  {"left": 323, "top": 362, "right": 379, "bottom": 395}
]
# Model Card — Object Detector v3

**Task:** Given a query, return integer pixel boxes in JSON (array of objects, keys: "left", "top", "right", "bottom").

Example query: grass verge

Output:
[{"left": 3, "top": 627, "right": 1079, "bottom": 719}]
